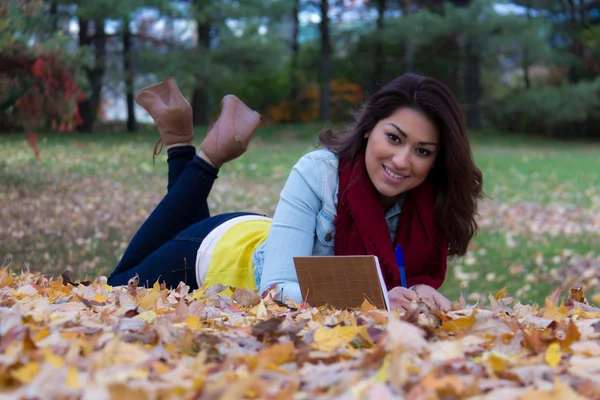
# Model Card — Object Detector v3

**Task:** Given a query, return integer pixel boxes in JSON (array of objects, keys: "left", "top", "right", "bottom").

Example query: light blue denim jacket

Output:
[{"left": 252, "top": 148, "right": 404, "bottom": 303}]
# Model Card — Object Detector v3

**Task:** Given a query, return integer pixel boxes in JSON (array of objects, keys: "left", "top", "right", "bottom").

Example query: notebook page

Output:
[{"left": 373, "top": 256, "right": 390, "bottom": 311}]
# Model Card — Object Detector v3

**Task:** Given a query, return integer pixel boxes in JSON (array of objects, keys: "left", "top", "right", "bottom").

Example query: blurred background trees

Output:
[{"left": 2, "top": 0, "right": 599, "bottom": 139}]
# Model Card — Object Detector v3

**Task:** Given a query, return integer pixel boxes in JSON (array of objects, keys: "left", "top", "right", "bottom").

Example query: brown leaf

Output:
[
  {"left": 569, "top": 287, "right": 588, "bottom": 305},
  {"left": 251, "top": 318, "right": 283, "bottom": 342},
  {"left": 123, "top": 308, "right": 140, "bottom": 318},
  {"left": 127, "top": 275, "right": 139, "bottom": 293},
  {"left": 61, "top": 270, "right": 77, "bottom": 287},
  {"left": 233, "top": 288, "right": 261, "bottom": 308},
  {"left": 205, "top": 284, "right": 227, "bottom": 299}
]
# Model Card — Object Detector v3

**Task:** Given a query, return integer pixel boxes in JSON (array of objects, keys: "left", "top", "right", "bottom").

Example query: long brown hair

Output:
[{"left": 319, "top": 73, "right": 483, "bottom": 256}]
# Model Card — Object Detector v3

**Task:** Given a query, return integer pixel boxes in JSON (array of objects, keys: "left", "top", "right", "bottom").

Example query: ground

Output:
[{"left": 0, "top": 125, "right": 599, "bottom": 305}]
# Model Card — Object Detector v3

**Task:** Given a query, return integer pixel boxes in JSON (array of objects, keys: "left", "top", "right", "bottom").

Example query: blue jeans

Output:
[{"left": 107, "top": 146, "right": 257, "bottom": 290}]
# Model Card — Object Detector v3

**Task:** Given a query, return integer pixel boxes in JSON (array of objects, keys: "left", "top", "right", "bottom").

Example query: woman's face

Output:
[{"left": 364, "top": 107, "right": 440, "bottom": 209}]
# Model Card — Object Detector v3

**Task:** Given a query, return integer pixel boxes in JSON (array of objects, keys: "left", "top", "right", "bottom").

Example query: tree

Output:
[
  {"left": 289, "top": 0, "right": 301, "bottom": 103},
  {"left": 76, "top": 17, "right": 106, "bottom": 132},
  {"left": 122, "top": 16, "right": 137, "bottom": 132},
  {"left": 319, "top": 0, "right": 331, "bottom": 122},
  {"left": 371, "top": 0, "right": 386, "bottom": 93},
  {"left": 190, "top": 0, "right": 212, "bottom": 126},
  {"left": 402, "top": 0, "right": 414, "bottom": 73}
]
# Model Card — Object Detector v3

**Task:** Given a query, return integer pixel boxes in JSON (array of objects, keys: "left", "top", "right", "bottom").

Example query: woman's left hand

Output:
[{"left": 413, "top": 284, "right": 451, "bottom": 312}]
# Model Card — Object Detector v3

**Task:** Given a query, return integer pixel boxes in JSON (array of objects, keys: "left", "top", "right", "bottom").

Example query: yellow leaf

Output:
[
  {"left": 135, "top": 310, "right": 158, "bottom": 323},
  {"left": 256, "top": 342, "right": 295, "bottom": 366},
  {"left": 11, "top": 362, "right": 41, "bottom": 384},
  {"left": 138, "top": 291, "right": 161, "bottom": 310},
  {"left": 360, "top": 299, "right": 378, "bottom": 312},
  {"left": 495, "top": 287, "right": 507, "bottom": 299},
  {"left": 32, "top": 328, "right": 50, "bottom": 342},
  {"left": 256, "top": 301, "right": 268, "bottom": 319},
  {"left": 43, "top": 348, "right": 65, "bottom": 368},
  {"left": 186, "top": 316, "right": 201, "bottom": 329},
  {"left": 130, "top": 368, "right": 149, "bottom": 379},
  {"left": 60, "top": 331, "right": 79, "bottom": 341},
  {"left": 437, "top": 315, "right": 476, "bottom": 332},
  {"left": 313, "top": 326, "right": 367, "bottom": 352},
  {"left": 66, "top": 366, "right": 79, "bottom": 389},
  {"left": 573, "top": 309, "right": 600, "bottom": 319},
  {"left": 92, "top": 294, "right": 107, "bottom": 303},
  {"left": 374, "top": 356, "right": 390, "bottom": 383},
  {"left": 543, "top": 298, "right": 569, "bottom": 322},
  {"left": 190, "top": 288, "right": 206, "bottom": 301},
  {"left": 487, "top": 352, "right": 510, "bottom": 373},
  {"left": 151, "top": 362, "right": 170, "bottom": 375},
  {"left": 545, "top": 343, "right": 562, "bottom": 368}
]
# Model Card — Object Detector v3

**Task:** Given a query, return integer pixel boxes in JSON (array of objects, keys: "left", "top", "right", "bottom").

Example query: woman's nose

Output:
[{"left": 391, "top": 148, "right": 410, "bottom": 169}]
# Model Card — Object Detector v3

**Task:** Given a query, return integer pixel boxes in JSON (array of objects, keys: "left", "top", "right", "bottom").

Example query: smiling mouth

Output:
[{"left": 383, "top": 165, "right": 407, "bottom": 180}]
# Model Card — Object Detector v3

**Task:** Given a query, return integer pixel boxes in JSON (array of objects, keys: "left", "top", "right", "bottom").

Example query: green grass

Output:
[{"left": 1, "top": 127, "right": 599, "bottom": 305}]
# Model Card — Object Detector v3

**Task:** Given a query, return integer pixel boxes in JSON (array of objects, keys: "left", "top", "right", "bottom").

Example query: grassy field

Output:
[{"left": 1, "top": 125, "right": 599, "bottom": 305}]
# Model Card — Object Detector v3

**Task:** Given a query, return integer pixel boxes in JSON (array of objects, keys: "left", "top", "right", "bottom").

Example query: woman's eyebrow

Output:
[
  {"left": 389, "top": 123, "right": 438, "bottom": 147},
  {"left": 389, "top": 123, "right": 407, "bottom": 138}
]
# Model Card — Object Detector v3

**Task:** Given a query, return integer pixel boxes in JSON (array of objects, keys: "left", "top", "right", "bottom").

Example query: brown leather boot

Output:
[
  {"left": 135, "top": 77, "right": 194, "bottom": 161},
  {"left": 199, "top": 95, "right": 261, "bottom": 168}
]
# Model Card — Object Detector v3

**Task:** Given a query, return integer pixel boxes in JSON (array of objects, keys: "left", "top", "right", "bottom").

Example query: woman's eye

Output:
[
  {"left": 416, "top": 148, "right": 432, "bottom": 156},
  {"left": 387, "top": 133, "right": 401, "bottom": 143}
]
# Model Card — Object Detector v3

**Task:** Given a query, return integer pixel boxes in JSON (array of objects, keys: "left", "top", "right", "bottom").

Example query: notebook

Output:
[{"left": 293, "top": 256, "right": 391, "bottom": 310}]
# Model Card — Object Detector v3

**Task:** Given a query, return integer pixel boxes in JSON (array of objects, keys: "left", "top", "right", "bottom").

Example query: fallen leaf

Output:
[
  {"left": 186, "top": 316, "right": 201, "bottom": 329},
  {"left": 360, "top": 299, "right": 378, "bottom": 312},
  {"left": 313, "top": 325, "right": 369, "bottom": 352},
  {"left": 545, "top": 342, "right": 562, "bottom": 368},
  {"left": 135, "top": 310, "right": 157, "bottom": 323},
  {"left": 10, "top": 362, "right": 41, "bottom": 384},
  {"left": 233, "top": 288, "right": 261, "bottom": 308},
  {"left": 543, "top": 298, "right": 569, "bottom": 322}
]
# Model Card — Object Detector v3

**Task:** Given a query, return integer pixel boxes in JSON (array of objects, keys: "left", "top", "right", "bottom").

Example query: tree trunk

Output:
[
  {"left": 289, "top": 0, "right": 300, "bottom": 103},
  {"left": 319, "top": 0, "right": 331, "bottom": 122},
  {"left": 191, "top": 21, "right": 211, "bottom": 126},
  {"left": 123, "top": 21, "right": 137, "bottom": 132},
  {"left": 77, "top": 19, "right": 107, "bottom": 132},
  {"left": 567, "top": 0, "right": 581, "bottom": 83},
  {"left": 464, "top": 36, "right": 482, "bottom": 129},
  {"left": 402, "top": 0, "right": 414, "bottom": 72},
  {"left": 49, "top": 1, "right": 58, "bottom": 32},
  {"left": 371, "top": 0, "right": 386, "bottom": 94},
  {"left": 522, "top": 2, "right": 531, "bottom": 89}
]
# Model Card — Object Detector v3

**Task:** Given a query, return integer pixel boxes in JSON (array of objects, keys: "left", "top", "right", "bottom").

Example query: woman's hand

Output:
[
  {"left": 388, "top": 286, "right": 418, "bottom": 312},
  {"left": 413, "top": 284, "right": 451, "bottom": 312}
]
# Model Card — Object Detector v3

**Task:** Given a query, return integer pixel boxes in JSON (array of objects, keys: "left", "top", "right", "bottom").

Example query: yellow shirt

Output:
[{"left": 196, "top": 216, "right": 271, "bottom": 290}]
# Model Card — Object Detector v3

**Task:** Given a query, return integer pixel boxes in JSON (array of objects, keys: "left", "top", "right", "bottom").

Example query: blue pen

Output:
[{"left": 395, "top": 244, "right": 407, "bottom": 288}]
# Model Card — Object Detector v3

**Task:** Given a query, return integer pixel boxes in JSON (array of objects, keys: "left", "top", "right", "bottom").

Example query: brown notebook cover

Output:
[{"left": 293, "top": 256, "right": 390, "bottom": 310}]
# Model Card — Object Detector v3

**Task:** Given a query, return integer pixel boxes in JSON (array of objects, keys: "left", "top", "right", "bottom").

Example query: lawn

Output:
[{"left": 1, "top": 125, "right": 599, "bottom": 305}]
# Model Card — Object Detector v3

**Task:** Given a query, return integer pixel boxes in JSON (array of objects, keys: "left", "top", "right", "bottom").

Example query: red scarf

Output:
[{"left": 334, "top": 154, "right": 448, "bottom": 291}]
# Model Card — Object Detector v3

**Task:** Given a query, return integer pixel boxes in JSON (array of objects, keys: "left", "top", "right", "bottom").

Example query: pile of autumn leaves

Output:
[{"left": 1, "top": 269, "right": 600, "bottom": 399}]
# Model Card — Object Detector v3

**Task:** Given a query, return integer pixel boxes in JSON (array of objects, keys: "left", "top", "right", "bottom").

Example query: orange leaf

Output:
[
  {"left": 185, "top": 316, "right": 201, "bottom": 329},
  {"left": 11, "top": 362, "right": 41, "bottom": 384},
  {"left": 361, "top": 299, "right": 378, "bottom": 312},
  {"left": 542, "top": 298, "right": 568, "bottom": 322},
  {"left": 437, "top": 315, "right": 476, "bottom": 333},
  {"left": 257, "top": 342, "right": 295, "bottom": 366}
]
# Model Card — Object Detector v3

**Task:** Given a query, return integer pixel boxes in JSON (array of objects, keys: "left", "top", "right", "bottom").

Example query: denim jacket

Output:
[{"left": 252, "top": 148, "right": 404, "bottom": 303}]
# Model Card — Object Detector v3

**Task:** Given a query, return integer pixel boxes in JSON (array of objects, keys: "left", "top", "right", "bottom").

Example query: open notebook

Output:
[{"left": 293, "top": 256, "right": 390, "bottom": 310}]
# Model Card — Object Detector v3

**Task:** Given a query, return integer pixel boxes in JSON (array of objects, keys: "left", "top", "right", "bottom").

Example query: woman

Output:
[{"left": 107, "top": 74, "right": 483, "bottom": 312}]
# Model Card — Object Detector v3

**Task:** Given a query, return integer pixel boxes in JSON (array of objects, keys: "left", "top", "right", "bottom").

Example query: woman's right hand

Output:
[{"left": 388, "top": 286, "right": 418, "bottom": 312}]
